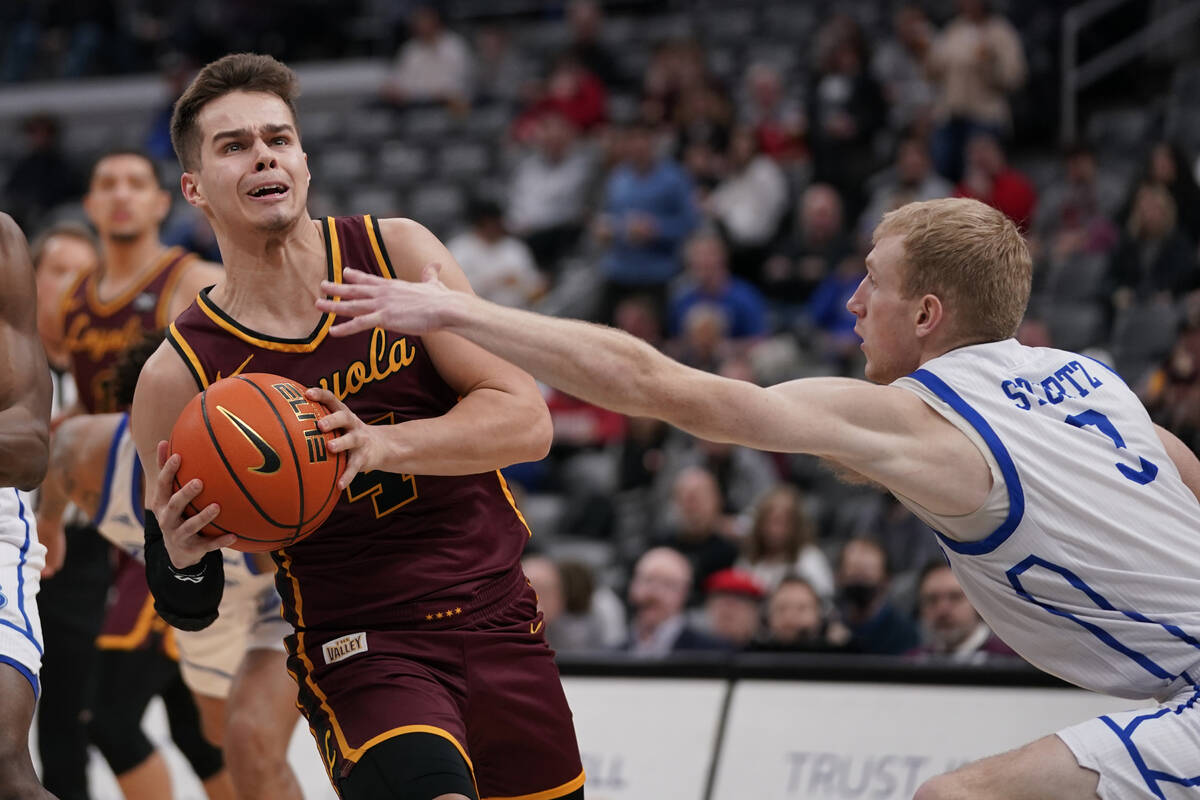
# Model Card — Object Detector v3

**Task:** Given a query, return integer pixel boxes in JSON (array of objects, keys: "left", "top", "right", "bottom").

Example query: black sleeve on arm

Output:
[{"left": 143, "top": 510, "right": 224, "bottom": 631}]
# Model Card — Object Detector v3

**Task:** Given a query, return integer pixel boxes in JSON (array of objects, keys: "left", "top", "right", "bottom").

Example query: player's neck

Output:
[
  {"left": 98, "top": 233, "right": 166, "bottom": 287},
  {"left": 208, "top": 217, "right": 326, "bottom": 334}
]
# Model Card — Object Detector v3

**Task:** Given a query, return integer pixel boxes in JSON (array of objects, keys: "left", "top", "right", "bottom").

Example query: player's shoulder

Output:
[
  {"left": 138, "top": 341, "right": 197, "bottom": 396},
  {"left": 0, "top": 213, "right": 28, "bottom": 261},
  {"left": 373, "top": 216, "right": 447, "bottom": 280},
  {"left": 56, "top": 412, "right": 124, "bottom": 464}
]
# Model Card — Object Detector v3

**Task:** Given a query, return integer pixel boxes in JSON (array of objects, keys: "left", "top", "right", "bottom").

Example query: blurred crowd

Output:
[{"left": 5, "top": 0, "right": 1200, "bottom": 664}]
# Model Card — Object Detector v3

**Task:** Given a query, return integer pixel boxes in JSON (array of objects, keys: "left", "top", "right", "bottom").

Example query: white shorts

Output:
[
  {"left": 175, "top": 562, "right": 289, "bottom": 700},
  {"left": 0, "top": 489, "right": 45, "bottom": 697},
  {"left": 1059, "top": 682, "right": 1200, "bottom": 799}
]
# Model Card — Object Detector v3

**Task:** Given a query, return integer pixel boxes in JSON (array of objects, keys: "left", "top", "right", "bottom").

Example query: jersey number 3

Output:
[{"left": 1065, "top": 409, "right": 1158, "bottom": 485}]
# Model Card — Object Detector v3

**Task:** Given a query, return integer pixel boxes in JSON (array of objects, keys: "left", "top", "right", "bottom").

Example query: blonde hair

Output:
[{"left": 874, "top": 198, "right": 1031, "bottom": 343}]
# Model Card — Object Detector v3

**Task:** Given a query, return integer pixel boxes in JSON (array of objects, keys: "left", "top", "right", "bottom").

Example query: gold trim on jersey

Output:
[
  {"left": 275, "top": 550, "right": 480, "bottom": 790},
  {"left": 485, "top": 770, "right": 586, "bottom": 800},
  {"left": 363, "top": 214, "right": 396, "bottom": 279},
  {"left": 86, "top": 246, "right": 185, "bottom": 315},
  {"left": 168, "top": 322, "right": 210, "bottom": 389},
  {"left": 96, "top": 591, "right": 158, "bottom": 650},
  {"left": 496, "top": 470, "right": 532, "bottom": 537},
  {"left": 191, "top": 219, "right": 343, "bottom": 353},
  {"left": 155, "top": 252, "right": 198, "bottom": 329}
]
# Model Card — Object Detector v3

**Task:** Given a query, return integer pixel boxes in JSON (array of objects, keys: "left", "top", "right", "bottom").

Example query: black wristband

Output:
[{"left": 143, "top": 510, "right": 224, "bottom": 631}]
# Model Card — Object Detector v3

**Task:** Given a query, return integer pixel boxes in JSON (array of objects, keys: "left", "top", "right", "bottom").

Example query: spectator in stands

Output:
[
  {"left": 740, "top": 61, "right": 807, "bottom": 163},
  {"left": 658, "top": 433, "right": 779, "bottom": 526},
  {"left": 925, "top": 0, "right": 1027, "bottom": 182},
  {"left": 523, "top": 555, "right": 626, "bottom": 653},
  {"left": 909, "top": 561, "right": 1017, "bottom": 663},
  {"left": 1110, "top": 183, "right": 1199, "bottom": 310},
  {"left": 702, "top": 568, "right": 765, "bottom": 650},
  {"left": 381, "top": 5, "right": 474, "bottom": 113},
  {"left": 1122, "top": 140, "right": 1200, "bottom": 244},
  {"left": 668, "top": 232, "right": 767, "bottom": 342},
  {"left": 626, "top": 547, "right": 730, "bottom": 656},
  {"left": 640, "top": 39, "right": 711, "bottom": 132},
  {"left": 447, "top": 197, "right": 544, "bottom": 309},
  {"left": 755, "top": 576, "right": 848, "bottom": 652},
  {"left": 708, "top": 126, "right": 790, "bottom": 279},
  {"left": 738, "top": 484, "right": 834, "bottom": 600},
  {"left": 656, "top": 466, "right": 740, "bottom": 605},
  {"left": 513, "top": 54, "right": 608, "bottom": 142},
  {"left": 506, "top": 111, "right": 597, "bottom": 273},
  {"left": 1142, "top": 293, "right": 1200, "bottom": 451},
  {"left": 806, "top": 14, "right": 887, "bottom": 219},
  {"left": 473, "top": 26, "right": 536, "bottom": 109},
  {"left": 593, "top": 120, "right": 699, "bottom": 320},
  {"left": 672, "top": 303, "right": 731, "bottom": 373},
  {"left": 31, "top": 222, "right": 99, "bottom": 370},
  {"left": 805, "top": 253, "right": 868, "bottom": 371},
  {"left": 858, "top": 134, "right": 953, "bottom": 243},
  {"left": 763, "top": 184, "right": 852, "bottom": 324},
  {"left": 834, "top": 537, "right": 919, "bottom": 655},
  {"left": 566, "top": 0, "right": 626, "bottom": 91},
  {"left": 872, "top": 4, "right": 937, "bottom": 135},
  {"left": 1033, "top": 142, "right": 1120, "bottom": 265},
  {"left": 954, "top": 132, "right": 1036, "bottom": 231},
  {"left": 2, "top": 112, "right": 82, "bottom": 231}
]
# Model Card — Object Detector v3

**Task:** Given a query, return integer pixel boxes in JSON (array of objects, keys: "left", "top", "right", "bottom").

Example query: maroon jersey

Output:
[
  {"left": 62, "top": 246, "right": 195, "bottom": 413},
  {"left": 166, "top": 215, "right": 532, "bottom": 633}
]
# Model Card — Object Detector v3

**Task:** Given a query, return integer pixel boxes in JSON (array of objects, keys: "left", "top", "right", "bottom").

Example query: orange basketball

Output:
[{"left": 168, "top": 373, "right": 345, "bottom": 552}]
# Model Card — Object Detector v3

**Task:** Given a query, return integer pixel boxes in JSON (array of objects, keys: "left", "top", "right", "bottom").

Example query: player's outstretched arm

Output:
[
  {"left": 311, "top": 219, "right": 552, "bottom": 478},
  {"left": 131, "top": 345, "right": 233, "bottom": 631},
  {"left": 0, "top": 213, "right": 52, "bottom": 490},
  {"left": 317, "top": 266, "right": 992, "bottom": 514}
]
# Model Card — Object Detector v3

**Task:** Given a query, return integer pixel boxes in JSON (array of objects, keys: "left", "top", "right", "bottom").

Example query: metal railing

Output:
[{"left": 1061, "top": 0, "right": 1200, "bottom": 144}]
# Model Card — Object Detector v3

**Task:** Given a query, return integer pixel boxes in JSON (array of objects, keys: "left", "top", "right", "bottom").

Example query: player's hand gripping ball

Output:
[{"left": 168, "top": 373, "right": 346, "bottom": 552}]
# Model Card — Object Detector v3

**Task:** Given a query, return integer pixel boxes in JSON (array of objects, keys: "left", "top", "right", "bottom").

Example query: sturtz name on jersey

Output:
[{"left": 999, "top": 359, "right": 1106, "bottom": 412}]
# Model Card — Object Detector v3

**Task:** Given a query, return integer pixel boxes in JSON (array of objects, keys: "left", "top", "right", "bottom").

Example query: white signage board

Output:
[
  {"left": 562, "top": 677, "right": 728, "bottom": 800},
  {"left": 711, "top": 681, "right": 1145, "bottom": 800}
]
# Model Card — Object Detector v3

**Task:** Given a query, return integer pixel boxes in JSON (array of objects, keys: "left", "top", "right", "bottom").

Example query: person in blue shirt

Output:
[
  {"left": 593, "top": 120, "right": 699, "bottom": 321},
  {"left": 668, "top": 231, "right": 768, "bottom": 341}
]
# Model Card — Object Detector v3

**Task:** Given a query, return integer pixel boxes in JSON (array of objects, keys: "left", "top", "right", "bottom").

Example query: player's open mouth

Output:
[{"left": 247, "top": 183, "right": 289, "bottom": 199}]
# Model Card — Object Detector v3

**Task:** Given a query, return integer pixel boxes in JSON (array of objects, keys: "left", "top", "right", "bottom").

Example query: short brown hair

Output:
[
  {"left": 874, "top": 198, "right": 1031, "bottom": 343},
  {"left": 170, "top": 53, "right": 300, "bottom": 172},
  {"left": 30, "top": 222, "right": 97, "bottom": 271}
]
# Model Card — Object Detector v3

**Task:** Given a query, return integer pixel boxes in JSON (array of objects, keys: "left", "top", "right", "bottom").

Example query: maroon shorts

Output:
[
  {"left": 287, "top": 569, "right": 584, "bottom": 799},
  {"left": 97, "top": 553, "right": 174, "bottom": 656}
]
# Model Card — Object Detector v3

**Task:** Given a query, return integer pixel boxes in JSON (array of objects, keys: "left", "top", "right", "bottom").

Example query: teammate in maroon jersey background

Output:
[
  {"left": 134, "top": 53, "right": 585, "bottom": 800},
  {"left": 37, "top": 150, "right": 229, "bottom": 800}
]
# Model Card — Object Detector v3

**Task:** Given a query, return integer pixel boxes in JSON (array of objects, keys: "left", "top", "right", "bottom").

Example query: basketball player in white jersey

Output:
[
  {"left": 0, "top": 213, "right": 55, "bottom": 799},
  {"left": 308, "top": 197, "right": 1200, "bottom": 799},
  {"left": 36, "top": 339, "right": 303, "bottom": 800}
]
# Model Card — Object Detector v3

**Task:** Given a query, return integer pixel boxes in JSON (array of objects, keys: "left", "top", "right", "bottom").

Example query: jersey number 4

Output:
[
  {"left": 1064, "top": 409, "right": 1158, "bottom": 485},
  {"left": 344, "top": 412, "right": 418, "bottom": 517}
]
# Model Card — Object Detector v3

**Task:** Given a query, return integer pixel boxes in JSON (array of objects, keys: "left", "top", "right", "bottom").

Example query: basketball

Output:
[{"left": 168, "top": 372, "right": 346, "bottom": 552}]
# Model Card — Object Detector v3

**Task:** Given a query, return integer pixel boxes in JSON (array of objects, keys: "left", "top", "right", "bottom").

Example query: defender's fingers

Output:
[{"left": 328, "top": 313, "right": 382, "bottom": 338}]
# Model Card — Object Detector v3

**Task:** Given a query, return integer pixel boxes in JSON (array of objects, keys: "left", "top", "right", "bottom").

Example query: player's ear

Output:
[
  {"left": 915, "top": 294, "right": 943, "bottom": 338},
  {"left": 180, "top": 171, "right": 206, "bottom": 211}
]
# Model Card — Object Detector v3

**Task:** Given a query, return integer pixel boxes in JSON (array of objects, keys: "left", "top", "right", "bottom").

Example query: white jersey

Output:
[
  {"left": 0, "top": 487, "right": 45, "bottom": 693},
  {"left": 893, "top": 339, "right": 1200, "bottom": 702},
  {"left": 95, "top": 415, "right": 287, "bottom": 698}
]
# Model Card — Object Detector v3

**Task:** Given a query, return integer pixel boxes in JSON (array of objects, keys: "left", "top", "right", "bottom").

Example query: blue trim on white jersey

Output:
[
  {"left": 0, "top": 654, "right": 38, "bottom": 700},
  {"left": 1007, "top": 554, "right": 1200, "bottom": 681},
  {"left": 1082, "top": 354, "right": 1124, "bottom": 382},
  {"left": 908, "top": 369, "right": 1026, "bottom": 555},
  {"left": 0, "top": 491, "right": 43, "bottom": 657},
  {"left": 1099, "top": 685, "right": 1200, "bottom": 798},
  {"left": 93, "top": 414, "right": 129, "bottom": 526}
]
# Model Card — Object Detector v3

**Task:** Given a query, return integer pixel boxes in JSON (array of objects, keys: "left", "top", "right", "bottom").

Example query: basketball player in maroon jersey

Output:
[
  {"left": 0, "top": 213, "right": 54, "bottom": 799},
  {"left": 38, "top": 150, "right": 228, "bottom": 800},
  {"left": 132, "top": 54, "right": 585, "bottom": 800}
]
